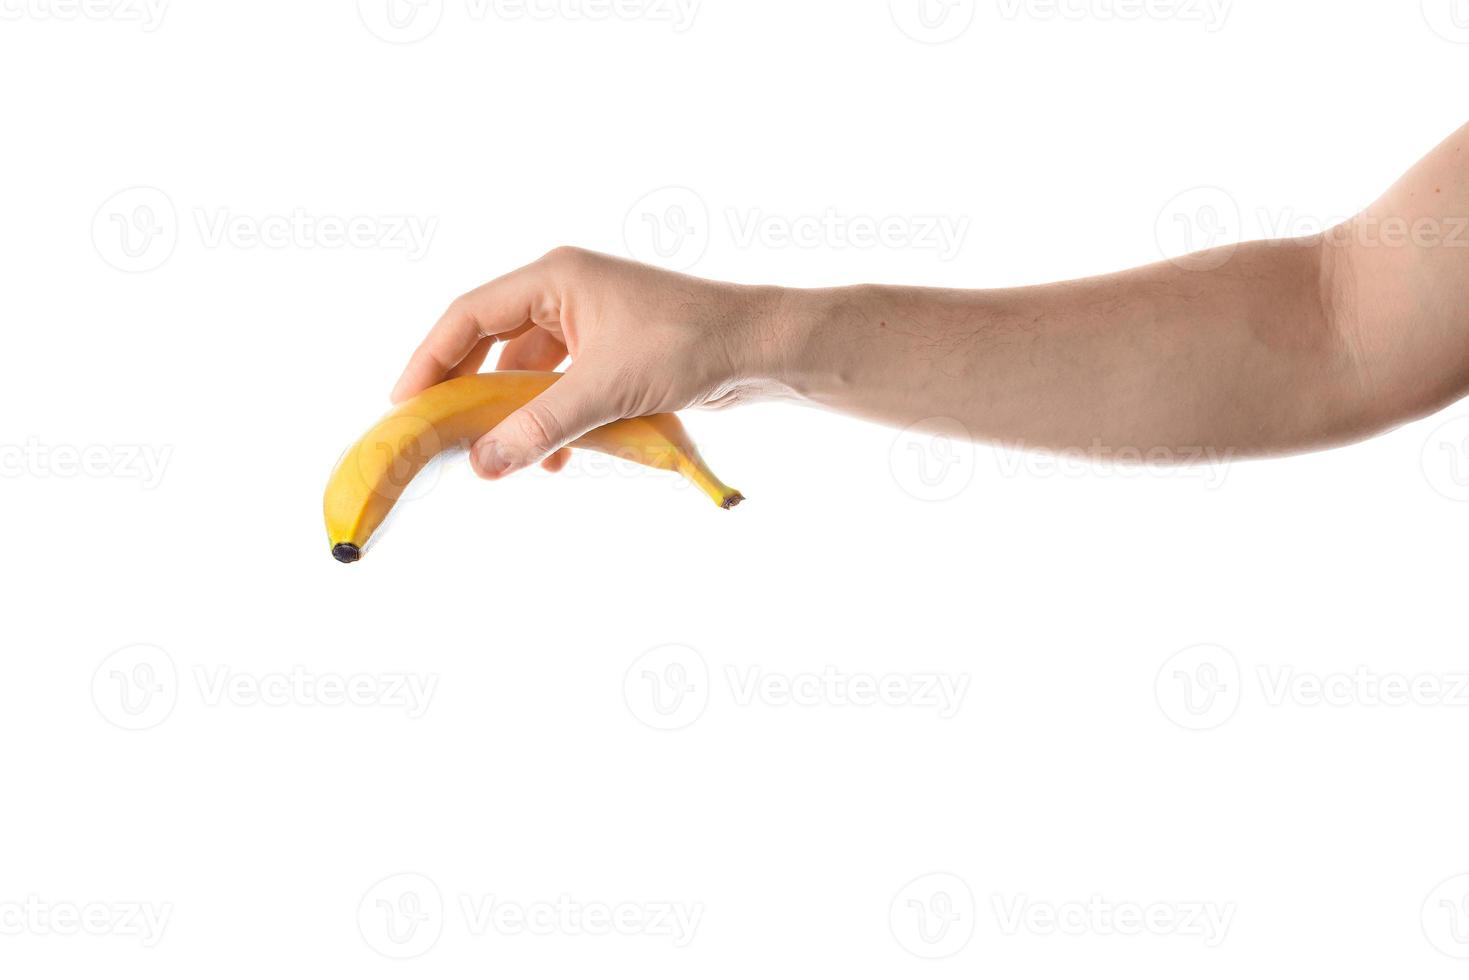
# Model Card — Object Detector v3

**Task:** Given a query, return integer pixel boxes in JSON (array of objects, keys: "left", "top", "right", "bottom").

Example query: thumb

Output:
[{"left": 470, "top": 370, "right": 614, "bottom": 479}]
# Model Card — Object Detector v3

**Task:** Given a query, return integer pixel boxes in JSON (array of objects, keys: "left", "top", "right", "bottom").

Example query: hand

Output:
[{"left": 390, "top": 247, "right": 786, "bottom": 479}]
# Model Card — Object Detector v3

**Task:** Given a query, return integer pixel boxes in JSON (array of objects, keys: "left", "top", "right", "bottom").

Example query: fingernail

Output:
[{"left": 474, "top": 440, "right": 514, "bottom": 478}]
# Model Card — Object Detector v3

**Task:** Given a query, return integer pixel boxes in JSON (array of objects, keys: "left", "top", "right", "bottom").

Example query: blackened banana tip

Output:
[{"left": 332, "top": 543, "right": 361, "bottom": 564}]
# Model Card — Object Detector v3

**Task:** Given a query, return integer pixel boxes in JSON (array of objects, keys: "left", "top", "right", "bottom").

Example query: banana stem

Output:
[{"left": 676, "top": 454, "right": 745, "bottom": 509}]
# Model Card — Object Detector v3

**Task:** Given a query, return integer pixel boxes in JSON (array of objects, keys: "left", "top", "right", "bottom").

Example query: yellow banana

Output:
[{"left": 323, "top": 372, "right": 743, "bottom": 562}]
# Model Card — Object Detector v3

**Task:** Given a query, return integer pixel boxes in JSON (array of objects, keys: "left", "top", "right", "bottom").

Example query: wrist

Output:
[{"left": 736, "top": 283, "right": 856, "bottom": 401}]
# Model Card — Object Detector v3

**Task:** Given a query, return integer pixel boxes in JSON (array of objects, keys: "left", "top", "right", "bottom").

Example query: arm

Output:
[{"left": 391, "top": 122, "right": 1469, "bottom": 476}]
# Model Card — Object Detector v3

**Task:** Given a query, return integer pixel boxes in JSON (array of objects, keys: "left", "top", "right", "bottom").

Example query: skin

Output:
[{"left": 391, "top": 121, "right": 1469, "bottom": 478}]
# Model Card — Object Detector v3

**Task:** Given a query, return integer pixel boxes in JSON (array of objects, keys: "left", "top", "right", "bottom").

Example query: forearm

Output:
[
  {"left": 758, "top": 122, "right": 1469, "bottom": 459},
  {"left": 764, "top": 242, "right": 1354, "bottom": 458}
]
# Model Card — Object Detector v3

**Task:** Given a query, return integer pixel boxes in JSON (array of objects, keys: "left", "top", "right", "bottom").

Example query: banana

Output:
[{"left": 323, "top": 372, "right": 743, "bottom": 562}]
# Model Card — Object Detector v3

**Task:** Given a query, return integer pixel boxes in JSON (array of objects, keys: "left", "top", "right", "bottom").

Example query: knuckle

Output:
[
  {"left": 446, "top": 294, "right": 482, "bottom": 334},
  {"left": 513, "top": 403, "right": 560, "bottom": 456},
  {"left": 541, "top": 244, "right": 591, "bottom": 272}
]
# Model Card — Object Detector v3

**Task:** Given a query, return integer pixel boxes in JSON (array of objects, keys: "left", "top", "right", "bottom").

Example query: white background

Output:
[{"left": 3, "top": 0, "right": 1469, "bottom": 976}]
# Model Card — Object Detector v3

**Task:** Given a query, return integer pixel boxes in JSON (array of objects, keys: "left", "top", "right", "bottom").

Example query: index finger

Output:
[{"left": 389, "top": 263, "right": 549, "bottom": 403}]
